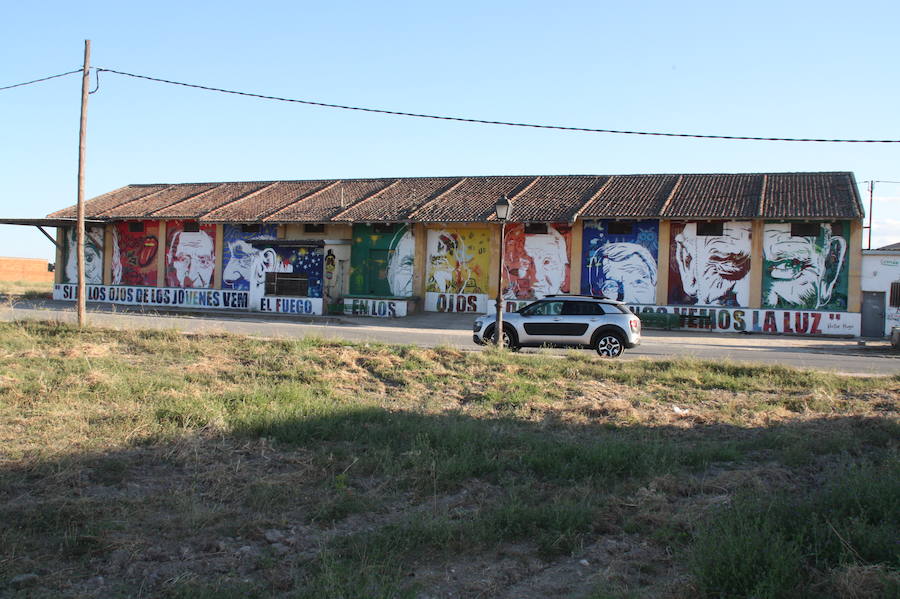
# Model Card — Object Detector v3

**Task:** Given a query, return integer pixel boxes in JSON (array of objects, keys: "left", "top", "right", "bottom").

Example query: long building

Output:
[{"left": 45, "top": 172, "right": 866, "bottom": 335}]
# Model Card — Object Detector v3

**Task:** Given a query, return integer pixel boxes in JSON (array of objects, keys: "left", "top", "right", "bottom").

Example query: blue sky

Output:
[{"left": 2, "top": 0, "right": 899, "bottom": 259}]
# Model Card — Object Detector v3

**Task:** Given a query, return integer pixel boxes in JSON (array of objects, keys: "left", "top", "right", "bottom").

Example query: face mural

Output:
[
  {"left": 762, "top": 222, "right": 849, "bottom": 310},
  {"left": 582, "top": 221, "right": 659, "bottom": 303},
  {"left": 64, "top": 226, "right": 104, "bottom": 284},
  {"left": 503, "top": 224, "right": 571, "bottom": 299},
  {"left": 165, "top": 222, "right": 216, "bottom": 288},
  {"left": 426, "top": 228, "right": 490, "bottom": 294},
  {"left": 349, "top": 224, "right": 414, "bottom": 297},
  {"left": 111, "top": 221, "right": 159, "bottom": 286},
  {"left": 221, "top": 225, "right": 278, "bottom": 290},
  {"left": 669, "top": 221, "right": 751, "bottom": 307}
]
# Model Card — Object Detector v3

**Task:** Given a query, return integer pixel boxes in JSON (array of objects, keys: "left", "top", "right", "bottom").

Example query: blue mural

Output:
[
  {"left": 581, "top": 220, "right": 659, "bottom": 304},
  {"left": 221, "top": 225, "right": 278, "bottom": 291}
]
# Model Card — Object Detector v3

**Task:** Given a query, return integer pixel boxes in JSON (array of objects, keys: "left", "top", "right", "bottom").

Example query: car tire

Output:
[
  {"left": 486, "top": 324, "right": 520, "bottom": 351},
  {"left": 595, "top": 332, "right": 624, "bottom": 358}
]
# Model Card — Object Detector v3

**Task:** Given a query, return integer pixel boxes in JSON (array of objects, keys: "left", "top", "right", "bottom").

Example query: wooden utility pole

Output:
[{"left": 76, "top": 40, "right": 91, "bottom": 327}]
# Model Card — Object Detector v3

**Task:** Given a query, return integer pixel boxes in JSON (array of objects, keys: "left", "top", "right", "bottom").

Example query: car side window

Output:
[
  {"left": 561, "top": 301, "right": 606, "bottom": 316},
  {"left": 521, "top": 301, "right": 563, "bottom": 316}
]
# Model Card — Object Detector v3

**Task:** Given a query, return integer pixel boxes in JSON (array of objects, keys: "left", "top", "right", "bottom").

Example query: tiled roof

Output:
[
  {"left": 48, "top": 172, "right": 863, "bottom": 223},
  {"left": 876, "top": 241, "right": 900, "bottom": 251}
]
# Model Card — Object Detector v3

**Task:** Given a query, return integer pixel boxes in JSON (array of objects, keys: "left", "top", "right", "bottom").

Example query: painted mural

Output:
[
  {"left": 349, "top": 224, "right": 414, "bottom": 297},
  {"left": 63, "top": 226, "right": 104, "bottom": 285},
  {"left": 112, "top": 221, "right": 160, "bottom": 286},
  {"left": 502, "top": 223, "right": 571, "bottom": 299},
  {"left": 581, "top": 220, "right": 658, "bottom": 304},
  {"left": 164, "top": 221, "right": 217, "bottom": 288},
  {"left": 221, "top": 224, "right": 279, "bottom": 291},
  {"left": 762, "top": 222, "right": 850, "bottom": 311},
  {"left": 669, "top": 221, "right": 751, "bottom": 307},
  {"left": 426, "top": 228, "right": 490, "bottom": 294}
]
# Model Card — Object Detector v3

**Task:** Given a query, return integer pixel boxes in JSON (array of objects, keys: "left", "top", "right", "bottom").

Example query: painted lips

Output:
[{"left": 138, "top": 236, "right": 158, "bottom": 267}]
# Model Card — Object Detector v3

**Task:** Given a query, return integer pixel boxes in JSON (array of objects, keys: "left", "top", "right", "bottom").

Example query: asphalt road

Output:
[{"left": 1, "top": 301, "right": 897, "bottom": 376}]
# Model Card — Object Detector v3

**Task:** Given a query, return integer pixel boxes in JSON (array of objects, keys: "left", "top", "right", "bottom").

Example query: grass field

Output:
[
  {"left": 0, "top": 279, "right": 53, "bottom": 298},
  {"left": 0, "top": 321, "right": 897, "bottom": 598}
]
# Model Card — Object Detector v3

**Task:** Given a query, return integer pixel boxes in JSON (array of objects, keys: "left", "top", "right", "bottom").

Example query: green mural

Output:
[
  {"left": 762, "top": 222, "right": 850, "bottom": 311},
  {"left": 349, "top": 224, "right": 415, "bottom": 297}
]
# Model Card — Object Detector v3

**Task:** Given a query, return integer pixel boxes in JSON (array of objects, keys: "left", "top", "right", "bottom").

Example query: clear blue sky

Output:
[{"left": 3, "top": 0, "right": 899, "bottom": 260}]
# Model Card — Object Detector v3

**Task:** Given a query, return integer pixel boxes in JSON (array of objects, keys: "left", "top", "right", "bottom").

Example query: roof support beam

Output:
[{"left": 36, "top": 226, "right": 62, "bottom": 251}]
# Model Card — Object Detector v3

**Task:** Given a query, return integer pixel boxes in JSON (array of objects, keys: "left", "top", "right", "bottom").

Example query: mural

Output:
[
  {"left": 669, "top": 221, "right": 751, "bottom": 307},
  {"left": 112, "top": 221, "right": 160, "bottom": 286},
  {"left": 502, "top": 224, "right": 571, "bottom": 299},
  {"left": 762, "top": 222, "right": 849, "bottom": 311},
  {"left": 426, "top": 228, "right": 490, "bottom": 294},
  {"left": 581, "top": 220, "right": 658, "bottom": 303},
  {"left": 63, "top": 226, "right": 104, "bottom": 284},
  {"left": 349, "top": 224, "right": 415, "bottom": 297},
  {"left": 221, "top": 224, "right": 278, "bottom": 291},
  {"left": 165, "top": 221, "right": 216, "bottom": 288}
]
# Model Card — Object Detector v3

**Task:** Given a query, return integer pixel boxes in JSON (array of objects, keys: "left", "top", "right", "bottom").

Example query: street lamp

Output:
[{"left": 494, "top": 194, "right": 511, "bottom": 348}]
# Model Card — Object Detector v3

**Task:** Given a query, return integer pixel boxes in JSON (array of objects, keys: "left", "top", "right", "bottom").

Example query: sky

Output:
[{"left": 2, "top": 0, "right": 899, "bottom": 260}]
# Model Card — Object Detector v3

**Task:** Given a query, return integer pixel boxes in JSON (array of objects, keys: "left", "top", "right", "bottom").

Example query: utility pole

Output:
[
  {"left": 76, "top": 40, "right": 91, "bottom": 327},
  {"left": 867, "top": 180, "right": 874, "bottom": 250}
]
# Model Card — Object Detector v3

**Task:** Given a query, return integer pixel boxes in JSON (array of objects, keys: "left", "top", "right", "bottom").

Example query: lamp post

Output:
[{"left": 494, "top": 194, "right": 511, "bottom": 348}]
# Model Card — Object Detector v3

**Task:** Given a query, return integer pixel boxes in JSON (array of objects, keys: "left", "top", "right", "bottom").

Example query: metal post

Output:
[
  {"left": 495, "top": 221, "right": 505, "bottom": 348},
  {"left": 867, "top": 180, "right": 874, "bottom": 250},
  {"left": 76, "top": 40, "right": 91, "bottom": 327}
]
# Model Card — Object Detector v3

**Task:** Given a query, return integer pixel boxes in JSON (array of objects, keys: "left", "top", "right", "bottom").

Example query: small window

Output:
[
  {"left": 182, "top": 221, "right": 200, "bottom": 233},
  {"left": 696, "top": 222, "right": 724, "bottom": 236},
  {"left": 128, "top": 221, "right": 144, "bottom": 233},
  {"left": 890, "top": 282, "right": 900, "bottom": 308},
  {"left": 520, "top": 301, "right": 564, "bottom": 316},
  {"left": 265, "top": 272, "right": 309, "bottom": 297},
  {"left": 831, "top": 222, "right": 844, "bottom": 236},
  {"left": 562, "top": 301, "right": 605, "bottom": 316},
  {"left": 790, "top": 223, "right": 820, "bottom": 237},
  {"left": 607, "top": 221, "right": 633, "bottom": 236},
  {"left": 242, "top": 224, "right": 260, "bottom": 234},
  {"left": 524, "top": 223, "right": 548, "bottom": 235},
  {"left": 304, "top": 224, "right": 326, "bottom": 234},
  {"left": 373, "top": 223, "right": 396, "bottom": 235}
]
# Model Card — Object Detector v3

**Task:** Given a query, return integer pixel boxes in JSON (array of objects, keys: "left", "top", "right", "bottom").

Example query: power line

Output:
[
  {"left": 0, "top": 69, "right": 82, "bottom": 92},
  {"left": 97, "top": 68, "right": 900, "bottom": 144}
]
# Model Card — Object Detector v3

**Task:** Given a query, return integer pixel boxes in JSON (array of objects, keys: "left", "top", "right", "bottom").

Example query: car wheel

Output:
[
  {"left": 488, "top": 325, "right": 520, "bottom": 351},
  {"left": 595, "top": 332, "right": 624, "bottom": 358}
]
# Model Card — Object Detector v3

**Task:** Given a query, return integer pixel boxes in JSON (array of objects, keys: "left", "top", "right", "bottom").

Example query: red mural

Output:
[
  {"left": 113, "top": 221, "right": 160, "bottom": 286},
  {"left": 502, "top": 223, "right": 571, "bottom": 299},
  {"left": 165, "top": 221, "right": 217, "bottom": 288}
]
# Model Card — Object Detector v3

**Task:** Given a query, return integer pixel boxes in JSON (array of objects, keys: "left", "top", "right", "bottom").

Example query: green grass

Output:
[{"left": 0, "top": 320, "right": 897, "bottom": 598}]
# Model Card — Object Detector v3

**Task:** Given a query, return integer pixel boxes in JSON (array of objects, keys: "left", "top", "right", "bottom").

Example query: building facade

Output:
[{"left": 48, "top": 172, "right": 866, "bottom": 336}]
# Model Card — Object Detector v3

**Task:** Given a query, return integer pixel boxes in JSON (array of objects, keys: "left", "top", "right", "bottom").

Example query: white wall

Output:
[{"left": 861, "top": 251, "right": 900, "bottom": 336}]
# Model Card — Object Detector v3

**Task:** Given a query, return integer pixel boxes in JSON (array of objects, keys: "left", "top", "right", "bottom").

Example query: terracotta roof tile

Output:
[
  {"left": 507, "top": 176, "right": 609, "bottom": 222},
  {"left": 264, "top": 179, "right": 397, "bottom": 222},
  {"left": 662, "top": 174, "right": 762, "bottom": 218},
  {"left": 201, "top": 181, "right": 334, "bottom": 222},
  {"left": 152, "top": 182, "right": 272, "bottom": 219},
  {"left": 333, "top": 177, "right": 460, "bottom": 222},
  {"left": 47, "top": 185, "right": 170, "bottom": 219},
  {"left": 99, "top": 184, "right": 220, "bottom": 218},
  {"left": 579, "top": 175, "right": 678, "bottom": 218},
  {"left": 411, "top": 176, "right": 535, "bottom": 222},
  {"left": 762, "top": 173, "right": 862, "bottom": 219}
]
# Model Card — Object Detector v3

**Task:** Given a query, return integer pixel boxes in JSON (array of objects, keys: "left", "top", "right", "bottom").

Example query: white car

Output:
[{"left": 472, "top": 295, "right": 641, "bottom": 357}]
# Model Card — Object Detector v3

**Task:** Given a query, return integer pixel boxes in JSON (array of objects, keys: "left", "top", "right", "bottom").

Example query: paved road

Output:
[{"left": 1, "top": 300, "right": 897, "bottom": 376}]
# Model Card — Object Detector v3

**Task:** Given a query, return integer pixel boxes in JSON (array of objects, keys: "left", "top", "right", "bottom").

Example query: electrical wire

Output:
[
  {"left": 0, "top": 69, "right": 82, "bottom": 92},
  {"left": 97, "top": 68, "right": 900, "bottom": 144}
]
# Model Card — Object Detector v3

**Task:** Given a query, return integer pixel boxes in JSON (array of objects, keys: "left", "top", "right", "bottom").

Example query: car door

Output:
[
  {"left": 518, "top": 300, "right": 566, "bottom": 344},
  {"left": 559, "top": 301, "right": 603, "bottom": 344}
]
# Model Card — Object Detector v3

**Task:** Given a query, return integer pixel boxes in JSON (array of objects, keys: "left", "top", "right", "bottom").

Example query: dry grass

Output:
[{"left": 0, "top": 321, "right": 897, "bottom": 598}]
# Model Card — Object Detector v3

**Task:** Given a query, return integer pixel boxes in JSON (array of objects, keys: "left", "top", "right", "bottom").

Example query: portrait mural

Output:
[
  {"left": 350, "top": 224, "right": 415, "bottom": 297},
  {"left": 220, "top": 224, "right": 322, "bottom": 305},
  {"left": 165, "top": 221, "right": 216, "bottom": 288},
  {"left": 64, "top": 226, "right": 104, "bottom": 285},
  {"left": 762, "top": 222, "right": 849, "bottom": 311},
  {"left": 669, "top": 221, "right": 751, "bottom": 307},
  {"left": 111, "top": 221, "right": 160, "bottom": 286},
  {"left": 581, "top": 220, "right": 658, "bottom": 304},
  {"left": 426, "top": 228, "right": 490, "bottom": 294},
  {"left": 502, "top": 223, "right": 571, "bottom": 299}
]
